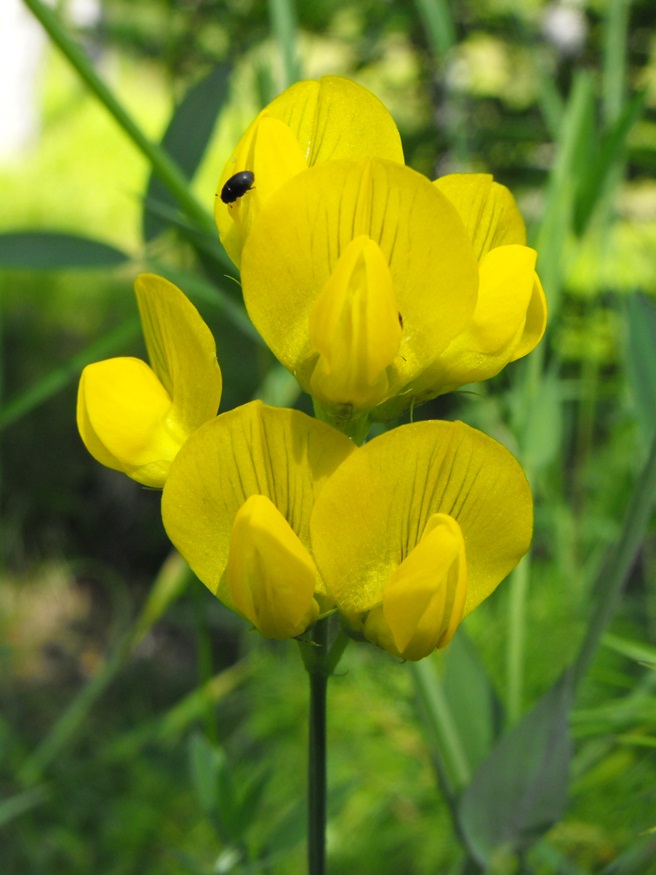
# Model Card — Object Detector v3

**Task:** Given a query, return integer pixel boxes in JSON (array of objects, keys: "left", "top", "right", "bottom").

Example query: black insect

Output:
[{"left": 220, "top": 171, "right": 255, "bottom": 204}]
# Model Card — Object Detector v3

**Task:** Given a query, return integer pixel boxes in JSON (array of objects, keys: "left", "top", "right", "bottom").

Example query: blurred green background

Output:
[{"left": 1, "top": 0, "right": 656, "bottom": 872}]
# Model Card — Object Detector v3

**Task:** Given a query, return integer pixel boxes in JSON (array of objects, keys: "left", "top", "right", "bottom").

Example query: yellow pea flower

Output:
[
  {"left": 240, "top": 157, "right": 479, "bottom": 430},
  {"left": 215, "top": 76, "right": 404, "bottom": 267},
  {"left": 161, "top": 401, "right": 355, "bottom": 639},
  {"left": 310, "top": 419, "right": 533, "bottom": 661},
  {"left": 240, "top": 160, "right": 546, "bottom": 428},
  {"left": 383, "top": 174, "right": 548, "bottom": 412},
  {"left": 77, "top": 274, "right": 222, "bottom": 488}
]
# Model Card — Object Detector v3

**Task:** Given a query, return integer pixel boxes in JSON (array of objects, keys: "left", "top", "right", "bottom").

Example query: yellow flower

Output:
[
  {"left": 376, "top": 173, "right": 547, "bottom": 417},
  {"left": 240, "top": 161, "right": 546, "bottom": 427},
  {"left": 310, "top": 419, "right": 533, "bottom": 661},
  {"left": 215, "top": 76, "right": 404, "bottom": 267},
  {"left": 240, "top": 157, "right": 478, "bottom": 426},
  {"left": 161, "top": 401, "right": 355, "bottom": 639},
  {"left": 77, "top": 274, "right": 222, "bottom": 487}
]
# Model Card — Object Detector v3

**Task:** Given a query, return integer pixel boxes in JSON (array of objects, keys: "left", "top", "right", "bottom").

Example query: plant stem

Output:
[
  {"left": 299, "top": 617, "right": 349, "bottom": 875},
  {"left": 308, "top": 662, "right": 328, "bottom": 875}
]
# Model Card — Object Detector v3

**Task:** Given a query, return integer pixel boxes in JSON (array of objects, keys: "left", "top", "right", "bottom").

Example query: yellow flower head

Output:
[
  {"left": 77, "top": 274, "right": 222, "bottom": 487},
  {"left": 239, "top": 162, "right": 546, "bottom": 426},
  {"left": 215, "top": 76, "right": 404, "bottom": 267},
  {"left": 310, "top": 419, "right": 533, "bottom": 660},
  {"left": 161, "top": 401, "right": 354, "bottom": 639}
]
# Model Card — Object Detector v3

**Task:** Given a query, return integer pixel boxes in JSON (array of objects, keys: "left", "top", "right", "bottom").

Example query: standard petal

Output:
[
  {"left": 434, "top": 173, "right": 527, "bottom": 259},
  {"left": 135, "top": 274, "right": 222, "bottom": 435},
  {"left": 161, "top": 401, "right": 355, "bottom": 609},
  {"left": 310, "top": 420, "right": 532, "bottom": 623},
  {"left": 215, "top": 76, "right": 404, "bottom": 266},
  {"left": 241, "top": 158, "right": 478, "bottom": 409},
  {"left": 263, "top": 75, "right": 404, "bottom": 167},
  {"left": 77, "top": 357, "right": 183, "bottom": 487}
]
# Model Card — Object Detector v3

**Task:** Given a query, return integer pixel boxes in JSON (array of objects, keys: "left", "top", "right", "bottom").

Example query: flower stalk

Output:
[{"left": 299, "top": 617, "right": 349, "bottom": 875}]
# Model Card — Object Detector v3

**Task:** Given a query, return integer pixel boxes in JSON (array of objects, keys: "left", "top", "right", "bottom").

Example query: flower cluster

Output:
[{"left": 78, "top": 77, "right": 542, "bottom": 661}]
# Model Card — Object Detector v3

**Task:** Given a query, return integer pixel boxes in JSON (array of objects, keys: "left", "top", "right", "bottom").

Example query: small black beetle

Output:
[{"left": 220, "top": 170, "right": 255, "bottom": 204}]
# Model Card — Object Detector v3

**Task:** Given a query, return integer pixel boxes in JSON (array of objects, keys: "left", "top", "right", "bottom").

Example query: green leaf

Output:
[
  {"left": 143, "top": 65, "right": 231, "bottom": 241},
  {"left": 414, "top": 0, "right": 456, "bottom": 57},
  {"left": 624, "top": 292, "right": 656, "bottom": 444},
  {"left": 188, "top": 733, "right": 242, "bottom": 842},
  {"left": 0, "top": 316, "right": 140, "bottom": 432},
  {"left": 458, "top": 673, "right": 573, "bottom": 866},
  {"left": 0, "top": 785, "right": 49, "bottom": 827},
  {"left": 572, "top": 427, "right": 656, "bottom": 688},
  {"left": 411, "top": 655, "right": 472, "bottom": 798},
  {"left": 268, "top": 0, "right": 301, "bottom": 86},
  {"left": 534, "top": 71, "right": 595, "bottom": 307},
  {"left": 0, "top": 232, "right": 129, "bottom": 269},
  {"left": 442, "top": 629, "right": 500, "bottom": 772},
  {"left": 521, "top": 369, "right": 563, "bottom": 473},
  {"left": 189, "top": 732, "right": 226, "bottom": 815},
  {"left": 573, "top": 90, "right": 648, "bottom": 236}
]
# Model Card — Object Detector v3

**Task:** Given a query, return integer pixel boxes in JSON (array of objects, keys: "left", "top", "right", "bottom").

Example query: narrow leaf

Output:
[
  {"left": 414, "top": 0, "right": 457, "bottom": 57},
  {"left": 458, "top": 673, "right": 573, "bottom": 866},
  {"left": 521, "top": 369, "right": 563, "bottom": 473},
  {"left": 624, "top": 292, "right": 656, "bottom": 444},
  {"left": 0, "top": 317, "right": 140, "bottom": 431},
  {"left": 572, "top": 427, "right": 656, "bottom": 688},
  {"left": 0, "top": 232, "right": 129, "bottom": 269},
  {"left": 143, "top": 65, "right": 231, "bottom": 241},
  {"left": 574, "top": 90, "right": 647, "bottom": 236},
  {"left": 442, "top": 629, "right": 500, "bottom": 772},
  {"left": 0, "top": 786, "right": 49, "bottom": 827}
]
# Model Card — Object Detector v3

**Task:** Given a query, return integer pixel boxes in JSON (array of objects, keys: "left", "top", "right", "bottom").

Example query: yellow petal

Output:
[
  {"left": 226, "top": 494, "right": 320, "bottom": 639},
  {"left": 363, "top": 513, "right": 468, "bottom": 660},
  {"left": 135, "top": 274, "right": 222, "bottom": 435},
  {"left": 412, "top": 245, "right": 538, "bottom": 394},
  {"left": 434, "top": 173, "right": 526, "bottom": 259},
  {"left": 310, "top": 420, "right": 532, "bottom": 623},
  {"left": 216, "top": 116, "right": 308, "bottom": 267},
  {"left": 215, "top": 76, "right": 404, "bottom": 267},
  {"left": 510, "top": 271, "right": 548, "bottom": 362},
  {"left": 161, "top": 401, "right": 355, "bottom": 610},
  {"left": 264, "top": 75, "right": 404, "bottom": 167},
  {"left": 77, "top": 357, "right": 182, "bottom": 487},
  {"left": 241, "top": 158, "right": 478, "bottom": 411},
  {"left": 308, "top": 235, "right": 402, "bottom": 409},
  {"left": 77, "top": 275, "right": 223, "bottom": 487}
]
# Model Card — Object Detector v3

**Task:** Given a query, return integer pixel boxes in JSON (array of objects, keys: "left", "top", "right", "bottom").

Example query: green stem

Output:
[
  {"left": 298, "top": 617, "right": 349, "bottom": 875},
  {"left": 308, "top": 663, "right": 327, "bottom": 875},
  {"left": 22, "top": 0, "right": 215, "bottom": 236}
]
